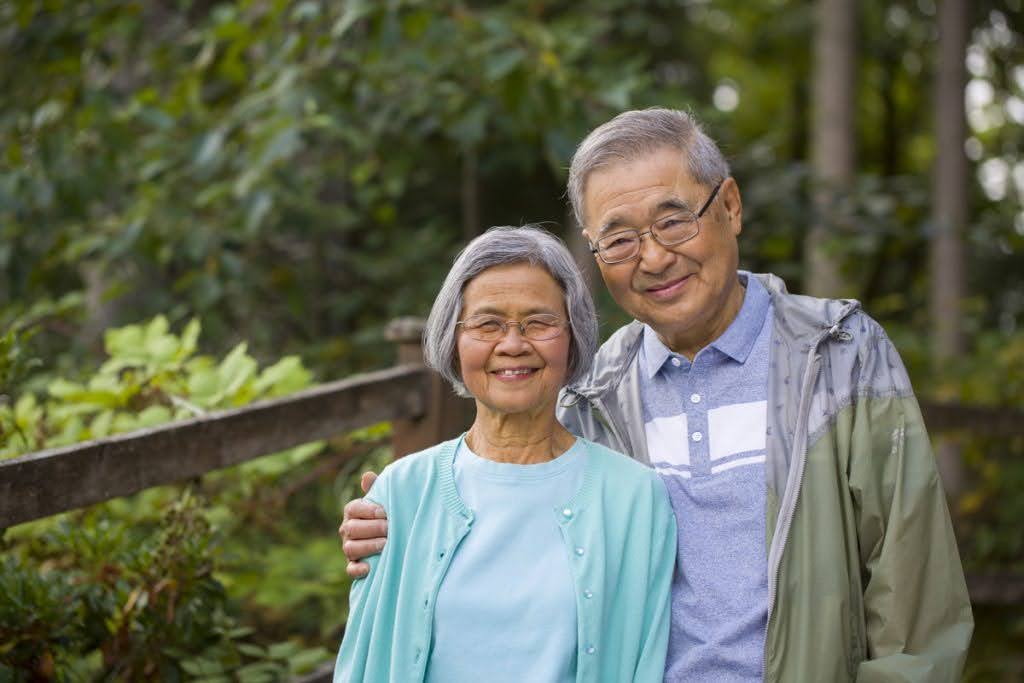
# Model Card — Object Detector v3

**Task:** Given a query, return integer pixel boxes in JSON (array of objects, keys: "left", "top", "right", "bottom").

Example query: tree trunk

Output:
[
  {"left": 461, "top": 147, "right": 480, "bottom": 242},
  {"left": 931, "top": 0, "right": 969, "bottom": 503},
  {"left": 806, "top": 0, "right": 857, "bottom": 298}
]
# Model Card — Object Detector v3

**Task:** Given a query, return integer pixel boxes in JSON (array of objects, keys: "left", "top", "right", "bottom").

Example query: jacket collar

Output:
[{"left": 567, "top": 272, "right": 861, "bottom": 400}]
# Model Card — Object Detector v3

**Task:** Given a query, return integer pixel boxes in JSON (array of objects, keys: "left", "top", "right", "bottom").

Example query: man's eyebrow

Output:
[
  {"left": 656, "top": 197, "right": 691, "bottom": 213},
  {"left": 597, "top": 198, "right": 691, "bottom": 236}
]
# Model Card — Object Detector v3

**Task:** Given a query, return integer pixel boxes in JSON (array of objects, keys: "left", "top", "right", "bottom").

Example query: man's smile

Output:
[{"left": 642, "top": 274, "right": 693, "bottom": 300}]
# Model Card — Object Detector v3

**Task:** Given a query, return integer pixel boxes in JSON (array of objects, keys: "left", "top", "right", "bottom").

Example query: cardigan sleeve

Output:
[
  {"left": 632, "top": 474, "right": 677, "bottom": 682},
  {"left": 333, "top": 468, "right": 393, "bottom": 682}
]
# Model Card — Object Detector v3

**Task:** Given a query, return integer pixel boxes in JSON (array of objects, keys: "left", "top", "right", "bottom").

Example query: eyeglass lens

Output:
[
  {"left": 596, "top": 209, "right": 699, "bottom": 263},
  {"left": 459, "top": 315, "right": 563, "bottom": 341}
]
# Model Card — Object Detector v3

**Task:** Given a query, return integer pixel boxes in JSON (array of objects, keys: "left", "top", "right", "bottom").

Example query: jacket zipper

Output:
[{"left": 762, "top": 322, "right": 853, "bottom": 680}]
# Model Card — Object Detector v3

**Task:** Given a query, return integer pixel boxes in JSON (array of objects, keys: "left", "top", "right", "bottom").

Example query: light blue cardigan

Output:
[{"left": 333, "top": 435, "right": 677, "bottom": 682}]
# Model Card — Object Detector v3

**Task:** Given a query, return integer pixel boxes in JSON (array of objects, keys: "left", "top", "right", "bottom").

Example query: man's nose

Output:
[{"left": 636, "top": 231, "right": 675, "bottom": 273}]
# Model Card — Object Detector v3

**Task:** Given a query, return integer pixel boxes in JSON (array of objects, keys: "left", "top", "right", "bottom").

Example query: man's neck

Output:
[{"left": 657, "top": 279, "right": 746, "bottom": 360}]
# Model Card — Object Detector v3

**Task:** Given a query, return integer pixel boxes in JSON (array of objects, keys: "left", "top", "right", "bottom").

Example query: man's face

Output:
[{"left": 581, "top": 146, "right": 744, "bottom": 357}]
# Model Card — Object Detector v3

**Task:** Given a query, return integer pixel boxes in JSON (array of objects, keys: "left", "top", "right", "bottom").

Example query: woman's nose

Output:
[{"left": 494, "top": 324, "right": 531, "bottom": 353}]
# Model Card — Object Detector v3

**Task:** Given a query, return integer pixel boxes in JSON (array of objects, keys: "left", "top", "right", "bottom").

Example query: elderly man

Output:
[{"left": 341, "top": 108, "right": 973, "bottom": 681}]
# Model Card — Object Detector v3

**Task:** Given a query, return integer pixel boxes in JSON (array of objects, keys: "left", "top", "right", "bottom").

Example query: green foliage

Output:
[
  {"left": 1, "top": 491, "right": 330, "bottom": 680},
  {"left": 0, "top": 0, "right": 681, "bottom": 375},
  {"left": 1, "top": 315, "right": 312, "bottom": 458},
  {"left": 0, "top": 315, "right": 341, "bottom": 678}
]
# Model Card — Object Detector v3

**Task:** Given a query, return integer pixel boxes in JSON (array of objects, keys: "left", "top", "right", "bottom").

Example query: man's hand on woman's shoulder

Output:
[{"left": 339, "top": 471, "right": 389, "bottom": 578}]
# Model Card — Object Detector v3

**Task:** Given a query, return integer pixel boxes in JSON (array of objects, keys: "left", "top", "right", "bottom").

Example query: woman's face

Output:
[{"left": 457, "top": 263, "right": 572, "bottom": 418}]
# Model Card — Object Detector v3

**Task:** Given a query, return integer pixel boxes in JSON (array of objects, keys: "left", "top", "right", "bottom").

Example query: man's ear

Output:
[{"left": 720, "top": 177, "right": 743, "bottom": 236}]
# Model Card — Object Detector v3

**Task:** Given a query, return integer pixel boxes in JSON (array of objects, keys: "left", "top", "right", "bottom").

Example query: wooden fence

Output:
[{"left": 1, "top": 317, "right": 1022, "bottom": 680}]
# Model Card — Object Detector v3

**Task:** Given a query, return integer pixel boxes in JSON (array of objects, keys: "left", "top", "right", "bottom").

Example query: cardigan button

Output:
[
  {"left": 585, "top": 645, "right": 596, "bottom": 655},
  {"left": 574, "top": 547, "right": 585, "bottom": 557},
  {"left": 561, "top": 507, "right": 573, "bottom": 519},
  {"left": 584, "top": 590, "right": 594, "bottom": 599}
]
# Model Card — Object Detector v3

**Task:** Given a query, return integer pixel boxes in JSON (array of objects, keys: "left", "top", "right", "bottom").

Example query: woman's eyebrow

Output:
[{"left": 465, "top": 305, "right": 561, "bottom": 316}]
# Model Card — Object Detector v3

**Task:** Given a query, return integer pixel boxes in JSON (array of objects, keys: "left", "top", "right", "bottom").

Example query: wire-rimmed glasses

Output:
[
  {"left": 456, "top": 314, "right": 565, "bottom": 341},
  {"left": 589, "top": 181, "right": 724, "bottom": 264}
]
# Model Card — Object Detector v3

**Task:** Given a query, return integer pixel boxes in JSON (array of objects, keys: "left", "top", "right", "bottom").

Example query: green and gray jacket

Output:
[{"left": 556, "top": 272, "right": 973, "bottom": 682}]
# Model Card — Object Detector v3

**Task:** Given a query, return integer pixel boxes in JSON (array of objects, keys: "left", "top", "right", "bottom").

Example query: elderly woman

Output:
[{"left": 334, "top": 226, "right": 675, "bottom": 683}]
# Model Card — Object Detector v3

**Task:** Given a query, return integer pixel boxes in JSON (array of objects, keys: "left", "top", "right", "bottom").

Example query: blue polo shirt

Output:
[{"left": 640, "top": 272, "right": 772, "bottom": 682}]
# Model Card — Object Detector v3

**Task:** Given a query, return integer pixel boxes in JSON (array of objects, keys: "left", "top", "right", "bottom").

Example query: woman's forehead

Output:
[{"left": 461, "top": 263, "right": 566, "bottom": 312}]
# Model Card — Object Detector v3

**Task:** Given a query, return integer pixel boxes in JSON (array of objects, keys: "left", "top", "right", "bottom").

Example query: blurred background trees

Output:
[{"left": 1, "top": 0, "right": 1022, "bottom": 679}]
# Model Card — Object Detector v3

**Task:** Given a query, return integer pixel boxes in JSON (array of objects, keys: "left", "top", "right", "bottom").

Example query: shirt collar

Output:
[
  {"left": 639, "top": 271, "right": 770, "bottom": 378},
  {"left": 710, "top": 271, "right": 770, "bottom": 363}
]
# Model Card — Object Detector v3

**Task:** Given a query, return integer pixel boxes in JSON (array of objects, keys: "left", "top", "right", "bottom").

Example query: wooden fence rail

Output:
[{"left": 0, "top": 364, "right": 430, "bottom": 529}]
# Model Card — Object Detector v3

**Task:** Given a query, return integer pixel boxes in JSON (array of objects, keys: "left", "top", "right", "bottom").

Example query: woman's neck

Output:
[{"left": 466, "top": 407, "right": 575, "bottom": 464}]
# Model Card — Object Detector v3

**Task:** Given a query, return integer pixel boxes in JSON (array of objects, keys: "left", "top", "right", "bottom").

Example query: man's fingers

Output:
[
  {"left": 341, "top": 518, "right": 388, "bottom": 541},
  {"left": 347, "top": 561, "right": 370, "bottom": 579},
  {"left": 343, "top": 537, "right": 387, "bottom": 563},
  {"left": 343, "top": 498, "right": 386, "bottom": 522},
  {"left": 360, "top": 471, "right": 378, "bottom": 494}
]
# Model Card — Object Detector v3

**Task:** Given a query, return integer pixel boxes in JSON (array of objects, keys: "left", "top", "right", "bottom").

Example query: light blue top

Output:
[
  {"left": 639, "top": 273, "right": 772, "bottom": 682},
  {"left": 333, "top": 435, "right": 676, "bottom": 683},
  {"left": 425, "top": 439, "right": 586, "bottom": 683}
]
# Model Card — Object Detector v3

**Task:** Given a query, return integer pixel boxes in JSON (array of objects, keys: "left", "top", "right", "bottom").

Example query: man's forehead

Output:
[
  {"left": 583, "top": 149, "right": 698, "bottom": 230},
  {"left": 595, "top": 197, "right": 692, "bottom": 235}
]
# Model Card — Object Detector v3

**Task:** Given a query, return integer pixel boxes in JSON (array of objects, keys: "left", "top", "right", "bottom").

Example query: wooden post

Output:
[{"left": 386, "top": 317, "right": 473, "bottom": 457}]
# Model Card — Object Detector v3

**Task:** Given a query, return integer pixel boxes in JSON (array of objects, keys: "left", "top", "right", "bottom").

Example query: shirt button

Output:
[
  {"left": 671, "top": 357, "right": 681, "bottom": 367},
  {"left": 561, "top": 507, "right": 573, "bottom": 519},
  {"left": 575, "top": 547, "right": 585, "bottom": 556},
  {"left": 691, "top": 431, "right": 703, "bottom": 442},
  {"left": 585, "top": 645, "right": 596, "bottom": 655},
  {"left": 690, "top": 393, "right": 701, "bottom": 403},
  {"left": 584, "top": 590, "right": 594, "bottom": 599}
]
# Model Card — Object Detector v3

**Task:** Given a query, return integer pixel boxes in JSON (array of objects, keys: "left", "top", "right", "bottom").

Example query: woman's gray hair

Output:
[
  {"left": 423, "top": 225, "right": 598, "bottom": 397},
  {"left": 567, "top": 107, "right": 731, "bottom": 227}
]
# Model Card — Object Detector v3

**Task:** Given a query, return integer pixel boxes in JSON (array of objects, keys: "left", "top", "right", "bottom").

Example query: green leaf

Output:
[
  {"left": 136, "top": 405, "right": 172, "bottom": 429},
  {"left": 266, "top": 640, "right": 301, "bottom": 660},
  {"left": 179, "top": 319, "right": 201, "bottom": 360},
  {"left": 332, "top": 0, "right": 373, "bottom": 38},
  {"left": 195, "top": 128, "right": 227, "bottom": 168},
  {"left": 236, "top": 642, "right": 266, "bottom": 657},
  {"left": 90, "top": 410, "right": 114, "bottom": 439},
  {"left": 32, "top": 99, "right": 66, "bottom": 129},
  {"left": 47, "top": 378, "right": 85, "bottom": 400},
  {"left": 235, "top": 662, "right": 282, "bottom": 683},
  {"left": 187, "top": 367, "right": 222, "bottom": 407},
  {"left": 484, "top": 48, "right": 525, "bottom": 82},
  {"left": 217, "top": 343, "right": 257, "bottom": 402},
  {"left": 105, "top": 323, "right": 145, "bottom": 359},
  {"left": 287, "top": 646, "right": 331, "bottom": 673},
  {"left": 252, "top": 356, "right": 311, "bottom": 397}
]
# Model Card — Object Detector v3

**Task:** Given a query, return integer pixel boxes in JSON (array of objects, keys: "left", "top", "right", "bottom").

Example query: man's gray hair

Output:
[
  {"left": 423, "top": 225, "right": 598, "bottom": 398},
  {"left": 567, "top": 107, "right": 731, "bottom": 227}
]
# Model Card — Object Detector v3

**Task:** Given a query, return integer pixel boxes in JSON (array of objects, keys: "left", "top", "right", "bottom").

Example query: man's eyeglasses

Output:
[
  {"left": 456, "top": 314, "right": 565, "bottom": 342},
  {"left": 589, "top": 181, "right": 724, "bottom": 264}
]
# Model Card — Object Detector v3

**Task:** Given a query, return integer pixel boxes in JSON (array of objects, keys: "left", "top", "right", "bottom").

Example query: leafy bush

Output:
[{"left": 0, "top": 315, "right": 379, "bottom": 680}]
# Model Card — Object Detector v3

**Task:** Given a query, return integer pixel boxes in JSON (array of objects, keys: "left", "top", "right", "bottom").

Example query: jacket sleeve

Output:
[
  {"left": 849, "top": 329, "right": 973, "bottom": 682},
  {"left": 633, "top": 475, "right": 677, "bottom": 683}
]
